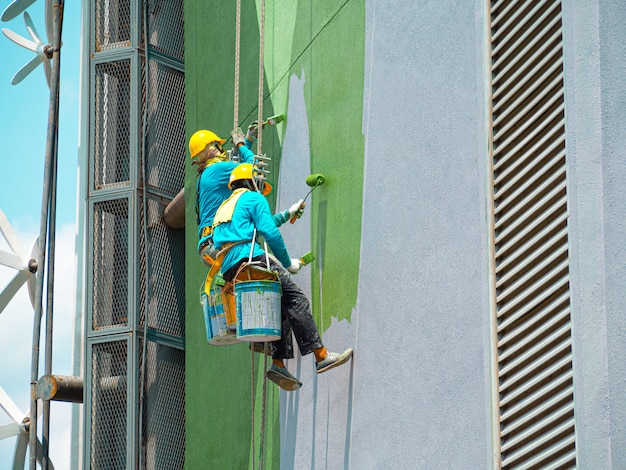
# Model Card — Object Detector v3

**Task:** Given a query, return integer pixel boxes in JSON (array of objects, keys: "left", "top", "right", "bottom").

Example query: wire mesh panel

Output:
[
  {"left": 94, "top": 60, "right": 132, "bottom": 190},
  {"left": 95, "top": 0, "right": 132, "bottom": 51},
  {"left": 139, "top": 196, "right": 185, "bottom": 337},
  {"left": 141, "top": 340, "right": 185, "bottom": 470},
  {"left": 92, "top": 198, "right": 130, "bottom": 330},
  {"left": 488, "top": 0, "right": 576, "bottom": 468},
  {"left": 91, "top": 339, "right": 129, "bottom": 470},
  {"left": 143, "top": 58, "right": 186, "bottom": 196},
  {"left": 146, "top": 0, "right": 185, "bottom": 61}
]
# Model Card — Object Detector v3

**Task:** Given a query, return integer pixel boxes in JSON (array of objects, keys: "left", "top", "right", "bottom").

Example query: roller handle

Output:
[{"left": 289, "top": 202, "right": 305, "bottom": 224}]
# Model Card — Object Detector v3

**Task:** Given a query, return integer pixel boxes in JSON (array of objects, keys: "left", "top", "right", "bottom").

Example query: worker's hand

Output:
[
  {"left": 231, "top": 128, "right": 245, "bottom": 147},
  {"left": 287, "top": 199, "right": 305, "bottom": 219},
  {"left": 246, "top": 121, "right": 259, "bottom": 141},
  {"left": 287, "top": 259, "right": 302, "bottom": 274}
]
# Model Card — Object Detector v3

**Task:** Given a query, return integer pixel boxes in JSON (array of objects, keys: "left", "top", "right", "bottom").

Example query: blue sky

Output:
[{"left": 0, "top": 0, "right": 81, "bottom": 468}]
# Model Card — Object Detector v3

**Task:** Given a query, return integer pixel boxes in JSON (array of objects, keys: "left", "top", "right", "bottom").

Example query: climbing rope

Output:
[
  {"left": 256, "top": 0, "right": 266, "bottom": 154},
  {"left": 233, "top": 0, "right": 241, "bottom": 131}
]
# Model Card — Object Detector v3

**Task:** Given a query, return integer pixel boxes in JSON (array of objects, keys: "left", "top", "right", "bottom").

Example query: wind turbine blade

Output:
[
  {"left": 11, "top": 54, "right": 44, "bottom": 85},
  {"left": 0, "top": 423, "right": 20, "bottom": 440},
  {"left": 12, "top": 433, "right": 28, "bottom": 470},
  {"left": 23, "top": 11, "right": 43, "bottom": 45},
  {"left": 0, "top": 249, "right": 25, "bottom": 270},
  {"left": 0, "top": 0, "right": 36, "bottom": 22},
  {"left": 0, "top": 386, "right": 24, "bottom": 423},
  {"left": 0, "top": 209, "right": 26, "bottom": 257},
  {"left": 0, "top": 269, "right": 30, "bottom": 314},
  {"left": 45, "top": 0, "right": 53, "bottom": 43},
  {"left": 1, "top": 27, "right": 38, "bottom": 52}
]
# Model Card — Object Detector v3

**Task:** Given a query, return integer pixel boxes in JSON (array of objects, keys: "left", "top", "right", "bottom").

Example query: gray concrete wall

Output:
[
  {"left": 562, "top": 1, "right": 626, "bottom": 467},
  {"left": 278, "top": 1, "right": 493, "bottom": 467}
]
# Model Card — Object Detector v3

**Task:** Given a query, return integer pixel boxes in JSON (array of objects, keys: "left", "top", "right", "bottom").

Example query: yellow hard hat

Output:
[
  {"left": 229, "top": 163, "right": 273, "bottom": 195},
  {"left": 189, "top": 130, "right": 226, "bottom": 158}
]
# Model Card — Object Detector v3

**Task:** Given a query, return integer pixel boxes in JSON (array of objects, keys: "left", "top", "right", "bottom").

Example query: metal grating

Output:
[
  {"left": 488, "top": 0, "right": 576, "bottom": 468},
  {"left": 92, "top": 198, "right": 130, "bottom": 330},
  {"left": 91, "top": 340, "right": 129, "bottom": 469},
  {"left": 146, "top": 0, "right": 185, "bottom": 60},
  {"left": 94, "top": 60, "right": 132, "bottom": 190},
  {"left": 143, "top": 58, "right": 186, "bottom": 196},
  {"left": 138, "top": 196, "right": 185, "bottom": 337},
  {"left": 95, "top": 0, "right": 132, "bottom": 51},
  {"left": 140, "top": 340, "right": 185, "bottom": 469}
]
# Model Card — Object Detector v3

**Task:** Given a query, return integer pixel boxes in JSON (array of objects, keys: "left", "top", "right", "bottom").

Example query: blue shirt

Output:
[
  {"left": 196, "top": 142, "right": 254, "bottom": 250},
  {"left": 212, "top": 190, "right": 291, "bottom": 274}
]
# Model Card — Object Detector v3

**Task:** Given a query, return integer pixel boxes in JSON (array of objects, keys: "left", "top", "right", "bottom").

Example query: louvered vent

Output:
[{"left": 488, "top": 0, "right": 576, "bottom": 468}]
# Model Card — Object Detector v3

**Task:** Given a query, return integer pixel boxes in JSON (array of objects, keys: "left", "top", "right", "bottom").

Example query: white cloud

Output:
[{"left": 0, "top": 222, "right": 76, "bottom": 469}]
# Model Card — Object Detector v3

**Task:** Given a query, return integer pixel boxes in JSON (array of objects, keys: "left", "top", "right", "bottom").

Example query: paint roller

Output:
[{"left": 290, "top": 173, "right": 326, "bottom": 224}]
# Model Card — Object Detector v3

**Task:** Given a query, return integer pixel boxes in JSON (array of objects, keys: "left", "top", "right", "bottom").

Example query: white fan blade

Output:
[
  {"left": 0, "top": 209, "right": 26, "bottom": 258},
  {"left": 23, "top": 11, "right": 43, "bottom": 45},
  {"left": 0, "top": 269, "right": 30, "bottom": 314},
  {"left": 12, "top": 432, "right": 28, "bottom": 470},
  {"left": 0, "top": 250, "right": 25, "bottom": 270},
  {"left": 44, "top": 0, "right": 52, "bottom": 43},
  {"left": 27, "top": 237, "right": 38, "bottom": 309},
  {"left": 11, "top": 54, "right": 44, "bottom": 85},
  {"left": 0, "top": 386, "right": 24, "bottom": 423},
  {"left": 0, "top": 0, "right": 36, "bottom": 22},
  {"left": 1, "top": 27, "right": 38, "bottom": 52},
  {"left": 0, "top": 422, "right": 20, "bottom": 440}
]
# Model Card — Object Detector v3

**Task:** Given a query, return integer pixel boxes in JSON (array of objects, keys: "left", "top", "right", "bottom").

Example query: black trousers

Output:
[{"left": 223, "top": 255, "right": 324, "bottom": 360}]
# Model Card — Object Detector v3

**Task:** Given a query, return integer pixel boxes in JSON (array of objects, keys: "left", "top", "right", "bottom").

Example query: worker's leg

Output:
[{"left": 268, "top": 258, "right": 324, "bottom": 359}]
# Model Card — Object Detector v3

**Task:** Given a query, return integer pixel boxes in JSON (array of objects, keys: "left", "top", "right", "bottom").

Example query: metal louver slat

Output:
[
  {"left": 500, "top": 387, "right": 573, "bottom": 438},
  {"left": 497, "top": 288, "right": 569, "bottom": 334},
  {"left": 492, "top": 103, "right": 564, "bottom": 161},
  {"left": 500, "top": 370, "right": 573, "bottom": 421},
  {"left": 502, "top": 429, "right": 575, "bottom": 468},
  {"left": 492, "top": 57, "right": 563, "bottom": 114},
  {"left": 488, "top": 1, "right": 575, "bottom": 467},
  {"left": 495, "top": 228, "right": 565, "bottom": 289},
  {"left": 493, "top": 133, "right": 564, "bottom": 189},
  {"left": 499, "top": 306, "right": 570, "bottom": 359}
]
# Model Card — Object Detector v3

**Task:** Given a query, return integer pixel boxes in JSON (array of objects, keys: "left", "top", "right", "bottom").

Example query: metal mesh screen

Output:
[
  {"left": 488, "top": 0, "right": 576, "bottom": 468},
  {"left": 95, "top": 0, "right": 131, "bottom": 51},
  {"left": 91, "top": 340, "right": 129, "bottom": 470},
  {"left": 94, "top": 60, "right": 132, "bottom": 190},
  {"left": 138, "top": 196, "right": 185, "bottom": 337},
  {"left": 141, "top": 340, "right": 185, "bottom": 470},
  {"left": 144, "top": 58, "right": 186, "bottom": 196},
  {"left": 147, "top": 0, "right": 185, "bottom": 60},
  {"left": 92, "top": 198, "right": 130, "bottom": 330}
]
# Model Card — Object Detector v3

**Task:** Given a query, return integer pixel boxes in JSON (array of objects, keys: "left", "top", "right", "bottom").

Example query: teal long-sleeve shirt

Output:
[
  {"left": 212, "top": 190, "right": 292, "bottom": 275},
  {"left": 196, "top": 141, "right": 254, "bottom": 250}
]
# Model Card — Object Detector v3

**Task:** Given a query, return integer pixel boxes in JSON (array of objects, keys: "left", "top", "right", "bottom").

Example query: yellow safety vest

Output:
[{"left": 213, "top": 188, "right": 249, "bottom": 227}]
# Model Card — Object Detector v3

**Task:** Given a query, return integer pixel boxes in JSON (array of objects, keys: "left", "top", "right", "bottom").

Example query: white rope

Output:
[
  {"left": 234, "top": 0, "right": 242, "bottom": 131},
  {"left": 256, "top": 0, "right": 266, "bottom": 154}
]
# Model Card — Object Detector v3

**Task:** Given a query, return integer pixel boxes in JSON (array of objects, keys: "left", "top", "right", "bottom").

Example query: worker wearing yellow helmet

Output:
[
  {"left": 190, "top": 127, "right": 254, "bottom": 266},
  {"left": 212, "top": 163, "right": 354, "bottom": 391}
]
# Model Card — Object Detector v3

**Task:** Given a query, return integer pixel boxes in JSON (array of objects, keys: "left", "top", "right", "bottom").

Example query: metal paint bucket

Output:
[
  {"left": 201, "top": 286, "right": 239, "bottom": 346},
  {"left": 234, "top": 280, "right": 282, "bottom": 342}
]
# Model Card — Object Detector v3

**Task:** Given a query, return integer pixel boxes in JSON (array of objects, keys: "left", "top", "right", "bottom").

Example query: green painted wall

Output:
[{"left": 184, "top": 1, "right": 364, "bottom": 468}]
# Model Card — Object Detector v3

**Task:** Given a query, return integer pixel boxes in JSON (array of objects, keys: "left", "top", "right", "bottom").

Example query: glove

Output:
[
  {"left": 246, "top": 121, "right": 259, "bottom": 141},
  {"left": 231, "top": 128, "right": 245, "bottom": 147},
  {"left": 287, "top": 259, "right": 302, "bottom": 274},
  {"left": 287, "top": 199, "right": 305, "bottom": 219}
]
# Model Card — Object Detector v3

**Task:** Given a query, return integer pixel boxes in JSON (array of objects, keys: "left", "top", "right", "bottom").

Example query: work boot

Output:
[
  {"left": 266, "top": 364, "right": 302, "bottom": 391},
  {"left": 316, "top": 348, "right": 353, "bottom": 374}
]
